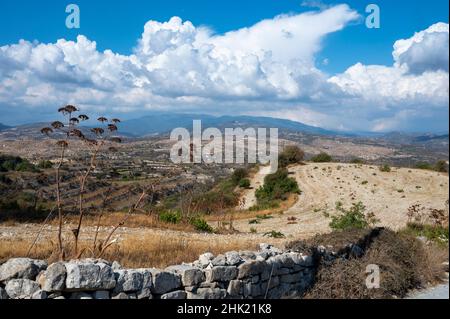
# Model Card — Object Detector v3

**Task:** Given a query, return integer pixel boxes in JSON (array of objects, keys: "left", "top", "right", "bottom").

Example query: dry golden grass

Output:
[
  {"left": 0, "top": 232, "right": 257, "bottom": 268},
  {"left": 50, "top": 212, "right": 196, "bottom": 232},
  {"left": 205, "top": 194, "right": 298, "bottom": 222}
]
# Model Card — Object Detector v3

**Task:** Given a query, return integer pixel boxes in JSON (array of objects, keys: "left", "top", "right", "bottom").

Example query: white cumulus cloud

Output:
[{"left": 0, "top": 5, "right": 448, "bottom": 133}]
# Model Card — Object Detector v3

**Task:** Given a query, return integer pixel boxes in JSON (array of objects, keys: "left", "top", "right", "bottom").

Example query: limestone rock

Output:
[
  {"left": 211, "top": 255, "right": 227, "bottom": 266},
  {"left": 165, "top": 265, "right": 204, "bottom": 287},
  {"left": 205, "top": 266, "right": 238, "bottom": 282},
  {"left": 225, "top": 251, "right": 243, "bottom": 266},
  {"left": 65, "top": 260, "right": 115, "bottom": 291},
  {"left": 150, "top": 269, "right": 181, "bottom": 295},
  {"left": 0, "top": 258, "right": 47, "bottom": 282},
  {"left": 39, "top": 262, "right": 66, "bottom": 292},
  {"left": 227, "top": 280, "right": 242, "bottom": 296},
  {"left": 198, "top": 253, "right": 214, "bottom": 268},
  {"left": 238, "top": 260, "right": 267, "bottom": 279},
  {"left": 32, "top": 290, "right": 47, "bottom": 299},
  {"left": 5, "top": 279, "right": 40, "bottom": 299}
]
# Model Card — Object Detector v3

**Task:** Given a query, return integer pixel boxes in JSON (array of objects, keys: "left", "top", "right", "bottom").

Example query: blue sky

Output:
[{"left": 0, "top": 1, "right": 448, "bottom": 132}]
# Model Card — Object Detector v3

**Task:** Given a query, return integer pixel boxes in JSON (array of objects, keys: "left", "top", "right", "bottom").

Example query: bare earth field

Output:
[{"left": 233, "top": 163, "right": 449, "bottom": 239}]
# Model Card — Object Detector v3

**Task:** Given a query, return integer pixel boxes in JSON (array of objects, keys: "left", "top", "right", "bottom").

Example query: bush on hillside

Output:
[
  {"left": 0, "top": 155, "right": 38, "bottom": 172},
  {"left": 311, "top": 152, "right": 332, "bottom": 163},
  {"left": 328, "top": 201, "right": 379, "bottom": 231},
  {"left": 255, "top": 168, "right": 300, "bottom": 204},
  {"left": 231, "top": 168, "right": 248, "bottom": 185},
  {"left": 190, "top": 218, "right": 214, "bottom": 233},
  {"left": 238, "top": 178, "right": 251, "bottom": 189},
  {"left": 435, "top": 160, "right": 448, "bottom": 173},
  {"left": 279, "top": 145, "right": 305, "bottom": 168}
]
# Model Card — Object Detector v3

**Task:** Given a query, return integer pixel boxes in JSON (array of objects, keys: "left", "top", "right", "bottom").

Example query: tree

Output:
[
  {"left": 279, "top": 145, "right": 305, "bottom": 168},
  {"left": 435, "top": 160, "right": 448, "bottom": 173}
]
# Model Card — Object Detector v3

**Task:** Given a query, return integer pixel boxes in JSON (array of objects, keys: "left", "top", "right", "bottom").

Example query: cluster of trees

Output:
[
  {"left": 415, "top": 160, "right": 448, "bottom": 173},
  {"left": 0, "top": 155, "right": 38, "bottom": 172}
]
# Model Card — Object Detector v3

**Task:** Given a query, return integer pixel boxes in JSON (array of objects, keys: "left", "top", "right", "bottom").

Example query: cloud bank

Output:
[{"left": 0, "top": 4, "right": 448, "bottom": 132}]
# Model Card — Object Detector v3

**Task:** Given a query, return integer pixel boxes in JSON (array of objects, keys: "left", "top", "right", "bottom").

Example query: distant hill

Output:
[
  {"left": 118, "top": 113, "right": 338, "bottom": 137},
  {"left": 0, "top": 123, "right": 9, "bottom": 131},
  {"left": 413, "top": 134, "right": 449, "bottom": 143}
]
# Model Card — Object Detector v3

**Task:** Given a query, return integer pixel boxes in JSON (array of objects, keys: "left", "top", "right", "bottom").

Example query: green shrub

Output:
[
  {"left": 350, "top": 158, "right": 365, "bottom": 164},
  {"left": 249, "top": 201, "right": 280, "bottom": 211},
  {"left": 256, "top": 214, "right": 273, "bottom": 220},
  {"left": 0, "top": 155, "right": 38, "bottom": 172},
  {"left": 191, "top": 218, "right": 214, "bottom": 233},
  {"left": 329, "top": 202, "right": 379, "bottom": 231},
  {"left": 435, "top": 160, "right": 448, "bottom": 173},
  {"left": 379, "top": 164, "right": 391, "bottom": 172},
  {"left": 415, "top": 162, "right": 433, "bottom": 170},
  {"left": 311, "top": 152, "right": 332, "bottom": 163},
  {"left": 279, "top": 145, "right": 304, "bottom": 168},
  {"left": 231, "top": 168, "right": 248, "bottom": 185},
  {"left": 239, "top": 178, "right": 251, "bottom": 189},
  {"left": 255, "top": 168, "right": 300, "bottom": 204},
  {"left": 37, "top": 160, "right": 53, "bottom": 169},
  {"left": 159, "top": 211, "right": 182, "bottom": 224},
  {"left": 402, "top": 223, "right": 449, "bottom": 244},
  {"left": 263, "top": 230, "right": 285, "bottom": 238}
]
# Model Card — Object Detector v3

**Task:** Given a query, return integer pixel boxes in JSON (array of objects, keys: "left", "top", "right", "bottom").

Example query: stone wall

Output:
[{"left": 0, "top": 244, "right": 317, "bottom": 300}]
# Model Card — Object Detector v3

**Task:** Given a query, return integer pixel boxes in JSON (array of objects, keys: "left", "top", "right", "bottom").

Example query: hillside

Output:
[
  {"left": 235, "top": 163, "right": 449, "bottom": 238},
  {"left": 117, "top": 113, "right": 338, "bottom": 136}
]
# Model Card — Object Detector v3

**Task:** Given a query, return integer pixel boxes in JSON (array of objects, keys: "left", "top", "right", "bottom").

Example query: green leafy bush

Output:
[
  {"left": 191, "top": 218, "right": 214, "bottom": 233},
  {"left": 159, "top": 211, "right": 182, "bottom": 224},
  {"left": 279, "top": 145, "right": 304, "bottom": 168},
  {"left": 0, "top": 155, "right": 38, "bottom": 172},
  {"left": 239, "top": 178, "right": 251, "bottom": 189},
  {"left": 379, "top": 164, "right": 391, "bottom": 172},
  {"left": 350, "top": 158, "right": 365, "bottom": 164},
  {"left": 402, "top": 223, "right": 449, "bottom": 244},
  {"left": 435, "top": 160, "right": 448, "bottom": 173},
  {"left": 231, "top": 168, "right": 248, "bottom": 185},
  {"left": 415, "top": 162, "right": 433, "bottom": 170},
  {"left": 311, "top": 152, "right": 333, "bottom": 163},
  {"left": 249, "top": 201, "right": 280, "bottom": 211},
  {"left": 329, "top": 202, "right": 379, "bottom": 231},
  {"left": 255, "top": 168, "right": 300, "bottom": 204},
  {"left": 263, "top": 230, "right": 285, "bottom": 238}
]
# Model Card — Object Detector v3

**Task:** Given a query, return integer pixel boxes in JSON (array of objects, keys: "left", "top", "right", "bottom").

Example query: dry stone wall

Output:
[{"left": 0, "top": 244, "right": 317, "bottom": 300}]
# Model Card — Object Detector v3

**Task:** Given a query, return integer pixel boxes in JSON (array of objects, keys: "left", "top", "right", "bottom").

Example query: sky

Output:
[{"left": 0, "top": 0, "right": 448, "bottom": 132}]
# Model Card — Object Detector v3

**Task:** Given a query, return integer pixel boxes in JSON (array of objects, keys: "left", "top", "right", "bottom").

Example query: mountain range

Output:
[
  {"left": 117, "top": 113, "right": 338, "bottom": 137},
  {"left": 0, "top": 113, "right": 448, "bottom": 142}
]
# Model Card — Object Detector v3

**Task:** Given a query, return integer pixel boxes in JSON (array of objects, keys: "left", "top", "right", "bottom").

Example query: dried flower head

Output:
[
  {"left": 107, "top": 124, "right": 118, "bottom": 132},
  {"left": 91, "top": 128, "right": 105, "bottom": 135},
  {"left": 41, "top": 127, "right": 54, "bottom": 135}
]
